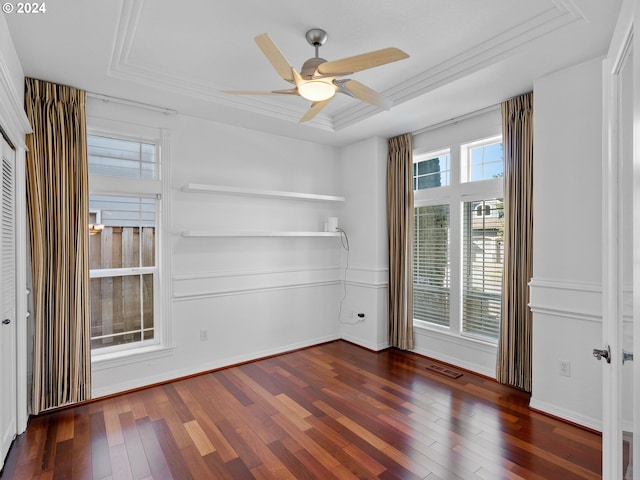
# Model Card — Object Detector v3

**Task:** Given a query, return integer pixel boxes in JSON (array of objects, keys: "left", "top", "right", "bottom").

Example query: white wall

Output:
[
  {"left": 529, "top": 57, "right": 604, "bottom": 430},
  {"left": 338, "top": 137, "right": 389, "bottom": 350},
  {"left": 88, "top": 101, "right": 345, "bottom": 397}
]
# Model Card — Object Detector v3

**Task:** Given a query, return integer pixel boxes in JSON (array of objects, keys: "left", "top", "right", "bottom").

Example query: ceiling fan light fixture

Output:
[
  {"left": 298, "top": 80, "right": 335, "bottom": 102},
  {"left": 227, "top": 31, "right": 409, "bottom": 122}
]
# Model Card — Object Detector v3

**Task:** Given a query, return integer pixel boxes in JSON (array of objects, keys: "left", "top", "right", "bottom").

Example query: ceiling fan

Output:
[{"left": 224, "top": 29, "right": 409, "bottom": 123}]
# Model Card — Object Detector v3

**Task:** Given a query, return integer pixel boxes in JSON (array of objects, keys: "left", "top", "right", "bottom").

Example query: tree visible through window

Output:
[{"left": 414, "top": 151, "right": 450, "bottom": 190}]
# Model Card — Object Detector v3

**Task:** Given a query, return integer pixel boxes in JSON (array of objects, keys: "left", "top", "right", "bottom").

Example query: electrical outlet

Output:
[
  {"left": 200, "top": 329, "right": 208, "bottom": 341},
  {"left": 349, "top": 310, "right": 355, "bottom": 319},
  {"left": 559, "top": 359, "right": 571, "bottom": 377}
]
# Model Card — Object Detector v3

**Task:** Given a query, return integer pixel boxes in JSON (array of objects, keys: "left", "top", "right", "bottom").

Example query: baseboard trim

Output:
[
  {"left": 529, "top": 398, "right": 602, "bottom": 432},
  {"left": 37, "top": 338, "right": 601, "bottom": 439},
  {"left": 412, "top": 327, "right": 497, "bottom": 379},
  {"left": 339, "top": 333, "right": 389, "bottom": 352},
  {"left": 90, "top": 334, "right": 340, "bottom": 400},
  {"left": 36, "top": 337, "right": 344, "bottom": 416},
  {"left": 407, "top": 348, "right": 498, "bottom": 382}
]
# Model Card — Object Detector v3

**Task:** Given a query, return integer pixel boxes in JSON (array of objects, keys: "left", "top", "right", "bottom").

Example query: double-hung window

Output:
[
  {"left": 87, "top": 132, "right": 164, "bottom": 353},
  {"left": 413, "top": 203, "right": 450, "bottom": 327},
  {"left": 413, "top": 135, "right": 504, "bottom": 342}
]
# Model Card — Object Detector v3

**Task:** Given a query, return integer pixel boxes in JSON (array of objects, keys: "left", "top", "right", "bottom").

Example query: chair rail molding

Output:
[
  {"left": 173, "top": 265, "right": 342, "bottom": 301},
  {"left": 345, "top": 265, "right": 389, "bottom": 289},
  {"left": 528, "top": 277, "right": 602, "bottom": 323}
]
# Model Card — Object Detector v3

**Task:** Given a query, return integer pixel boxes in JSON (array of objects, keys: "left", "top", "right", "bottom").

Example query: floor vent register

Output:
[{"left": 425, "top": 363, "right": 463, "bottom": 379}]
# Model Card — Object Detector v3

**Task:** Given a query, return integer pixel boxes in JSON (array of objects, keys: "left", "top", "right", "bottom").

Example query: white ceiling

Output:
[{"left": 5, "top": 0, "right": 622, "bottom": 146}]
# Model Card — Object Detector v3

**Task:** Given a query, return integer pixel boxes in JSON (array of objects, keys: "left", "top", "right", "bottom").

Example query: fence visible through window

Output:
[{"left": 88, "top": 195, "right": 156, "bottom": 350}]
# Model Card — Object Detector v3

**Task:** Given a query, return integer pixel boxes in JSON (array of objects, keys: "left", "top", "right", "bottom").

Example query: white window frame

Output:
[
  {"left": 413, "top": 137, "right": 503, "bottom": 345},
  {"left": 459, "top": 193, "right": 504, "bottom": 341},
  {"left": 413, "top": 148, "right": 452, "bottom": 190},
  {"left": 87, "top": 119, "right": 173, "bottom": 366},
  {"left": 461, "top": 134, "right": 503, "bottom": 183},
  {"left": 87, "top": 200, "right": 159, "bottom": 351}
]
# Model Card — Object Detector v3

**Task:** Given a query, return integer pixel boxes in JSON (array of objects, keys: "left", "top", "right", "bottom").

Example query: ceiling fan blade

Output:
[
  {"left": 340, "top": 80, "right": 393, "bottom": 110},
  {"left": 317, "top": 47, "right": 409, "bottom": 76},
  {"left": 254, "top": 33, "right": 295, "bottom": 83},
  {"left": 300, "top": 98, "right": 333, "bottom": 123},
  {"left": 223, "top": 88, "right": 299, "bottom": 96},
  {"left": 291, "top": 68, "right": 304, "bottom": 88}
]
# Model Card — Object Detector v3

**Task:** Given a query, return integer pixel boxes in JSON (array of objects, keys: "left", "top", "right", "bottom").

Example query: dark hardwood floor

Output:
[{"left": 1, "top": 340, "right": 601, "bottom": 479}]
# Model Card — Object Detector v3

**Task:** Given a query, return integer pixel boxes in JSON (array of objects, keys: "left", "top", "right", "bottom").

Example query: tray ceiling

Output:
[{"left": 5, "top": 0, "right": 622, "bottom": 145}]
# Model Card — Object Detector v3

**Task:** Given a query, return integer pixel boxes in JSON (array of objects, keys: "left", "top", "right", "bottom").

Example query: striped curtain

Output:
[
  {"left": 496, "top": 92, "right": 534, "bottom": 392},
  {"left": 387, "top": 133, "right": 414, "bottom": 350},
  {"left": 25, "top": 78, "right": 91, "bottom": 413}
]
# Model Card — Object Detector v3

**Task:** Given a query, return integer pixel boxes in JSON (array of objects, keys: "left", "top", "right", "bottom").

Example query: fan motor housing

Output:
[{"left": 301, "top": 57, "right": 328, "bottom": 79}]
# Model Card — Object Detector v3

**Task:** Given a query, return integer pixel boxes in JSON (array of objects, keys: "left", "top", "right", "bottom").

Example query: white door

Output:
[
  {"left": 0, "top": 135, "right": 17, "bottom": 469},
  {"left": 601, "top": 0, "right": 639, "bottom": 478}
]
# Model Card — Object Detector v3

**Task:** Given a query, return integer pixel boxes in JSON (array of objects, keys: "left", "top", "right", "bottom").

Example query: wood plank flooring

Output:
[{"left": 0, "top": 340, "right": 601, "bottom": 479}]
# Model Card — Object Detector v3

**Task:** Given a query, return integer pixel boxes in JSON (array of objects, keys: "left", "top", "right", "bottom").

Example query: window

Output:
[
  {"left": 414, "top": 150, "right": 450, "bottom": 190},
  {"left": 413, "top": 137, "right": 504, "bottom": 342},
  {"left": 462, "top": 135, "right": 503, "bottom": 182},
  {"left": 88, "top": 133, "right": 162, "bottom": 353},
  {"left": 413, "top": 205, "right": 450, "bottom": 327},
  {"left": 88, "top": 135, "right": 157, "bottom": 179},
  {"left": 462, "top": 199, "right": 503, "bottom": 338}
]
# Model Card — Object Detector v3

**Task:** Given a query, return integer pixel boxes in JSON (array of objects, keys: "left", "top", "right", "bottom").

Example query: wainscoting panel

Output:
[
  {"left": 529, "top": 278, "right": 602, "bottom": 322},
  {"left": 529, "top": 277, "right": 603, "bottom": 430},
  {"left": 412, "top": 327, "right": 498, "bottom": 378},
  {"left": 173, "top": 265, "right": 342, "bottom": 301},
  {"left": 339, "top": 289, "right": 388, "bottom": 351},
  {"left": 340, "top": 265, "right": 389, "bottom": 351}
]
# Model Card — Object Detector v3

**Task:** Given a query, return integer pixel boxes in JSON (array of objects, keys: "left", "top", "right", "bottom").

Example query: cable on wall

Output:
[{"left": 336, "top": 227, "right": 360, "bottom": 325}]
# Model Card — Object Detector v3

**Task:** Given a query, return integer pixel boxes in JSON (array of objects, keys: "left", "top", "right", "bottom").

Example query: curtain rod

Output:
[
  {"left": 412, "top": 104, "right": 500, "bottom": 137},
  {"left": 87, "top": 92, "right": 177, "bottom": 116}
]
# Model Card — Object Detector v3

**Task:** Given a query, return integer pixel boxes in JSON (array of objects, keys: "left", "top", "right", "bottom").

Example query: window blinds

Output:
[
  {"left": 462, "top": 199, "right": 503, "bottom": 339},
  {"left": 413, "top": 205, "right": 450, "bottom": 327}
]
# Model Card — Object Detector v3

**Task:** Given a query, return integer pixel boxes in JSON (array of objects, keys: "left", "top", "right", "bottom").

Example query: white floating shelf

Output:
[
  {"left": 182, "top": 231, "right": 342, "bottom": 238},
  {"left": 182, "top": 183, "right": 345, "bottom": 203}
]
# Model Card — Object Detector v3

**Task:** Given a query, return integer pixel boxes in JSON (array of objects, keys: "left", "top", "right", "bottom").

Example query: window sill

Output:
[{"left": 91, "top": 344, "right": 175, "bottom": 372}]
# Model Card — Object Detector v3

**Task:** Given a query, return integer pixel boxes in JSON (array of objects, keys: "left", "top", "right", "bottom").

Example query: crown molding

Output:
[
  {"left": 108, "top": 0, "right": 334, "bottom": 130},
  {"left": 552, "top": 0, "right": 590, "bottom": 23},
  {"left": 108, "top": 0, "right": 585, "bottom": 132},
  {"left": 334, "top": 4, "right": 583, "bottom": 130}
]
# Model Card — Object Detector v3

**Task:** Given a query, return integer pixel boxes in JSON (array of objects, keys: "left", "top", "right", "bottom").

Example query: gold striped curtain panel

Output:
[
  {"left": 496, "top": 92, "right": 534, "bottom": 392},
  {"left": 387, "top": 133, "right": 414, "bottom": 350},
  {"left": 24, "top": 78, "right": 91, "bottom": 413}
]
